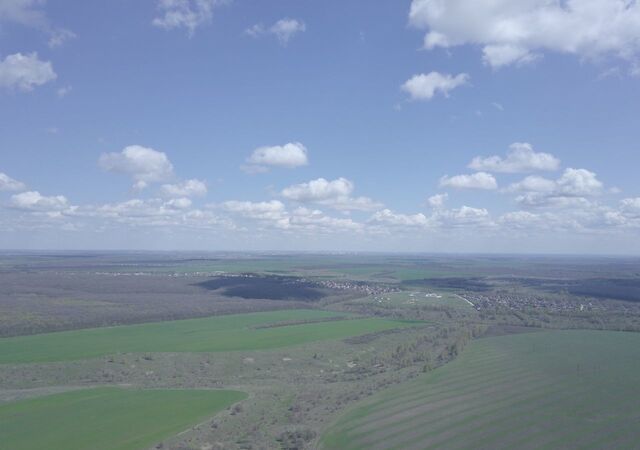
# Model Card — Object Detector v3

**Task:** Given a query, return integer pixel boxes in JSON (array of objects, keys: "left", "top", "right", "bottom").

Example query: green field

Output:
[
  {"left": 0, "top": 309, "right": 416, "bottom": 364},
  {"left": 0, "top": 387, "right": 245, "bottom": 450},
  {"left": 321, "top": 330, "right": 640, "bottom": 450}
]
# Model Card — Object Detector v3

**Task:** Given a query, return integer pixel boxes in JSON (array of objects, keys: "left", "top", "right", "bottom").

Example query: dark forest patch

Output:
[
  {"left": 567, "top": 278, "right": 640, "bottom": 302},
  {"left": 496, "top": 277, "right": 640, "bottom": 303},
  {"left": 196, "top": 275, "right": 326, "bottom": 301}
]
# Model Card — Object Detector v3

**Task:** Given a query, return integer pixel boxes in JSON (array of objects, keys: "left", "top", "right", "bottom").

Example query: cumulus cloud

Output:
[
  {"left": 288, "top": 207, "right": 363, "bottom": 232},
  {"left": 281, "top": 177, "right": 383, "bottom": 211},
  {"left": 81, "top": 198, "right": 234, "bottom": 230},
  {"left": 370, "top": 205, "right": 492, "bottom": 230},
  {"left": 370, "top": 209, "right": 431, "bottom": 227},
  {"left": 98, "top": 198, "right": 187, "bottom": 216},
  {"left": 469, "top": 142, "right": 561, "bottom": 173},
  {"left": 0, "top": 172, "right": 26, "bottom": 191},
  {"left": 499, "top": 210, "right": 543, "bottom": 228},
  {"left": 0, "top": 52, "right": 56, "bottom": 91},
  {"left": 427, "top": 193, "right": 448, "bottom": 208},
  {"left": 222, "top": 200, "right": 287, "bottom": 223},
  {"left": 604, "top": 198, "right": 640, "bottom": 228},
  {"left": 282, "top": 177, "right": 352, "bottom": 201},
  {"left": 152, "top": 0, "right": 227, "bottom": 35},
  {"left": 439, "top": 172, "right": 498, "bottom": 190},
  {"left": 246, "top": 18, "right": 306, "bottom": 45},
  {"left": 401, "top": 71, "right": 469, "bottom": 101},
  {"left": 244, "top": 142, "right": 308, "bottom": 173},
  {"left": 512, "top": 168, "right": 604, "bottom": 208},
  {"left": 11, "top": 191, "right": 70, "bottom": 212},
  {"left": 439, "top": 206, "right": 492, "bottom": 226},
  {"left": 620, "top": 198, "right": 640, "bottom": 215},
  {"left": 221, "top": 200, "right": 362, "bottom": 232},
  {"left": 99, "top": 145, "right": 175, "bottom": 189},
  {"left": 408, "top": 0, "right": 640, "bottom": 69},
  {"left": 160, "top": 179, "right": 207, "bottom": 198},
  {"left": 556, "top": 168, "right": 603, "bottom": 196},
  {"left": 507, "top": 175, "right": 557, "bottom": 193}
]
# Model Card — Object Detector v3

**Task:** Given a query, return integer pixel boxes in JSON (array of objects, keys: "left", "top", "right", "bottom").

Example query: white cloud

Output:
[
  {"left": 48, "top": 27, "right": 76, "bottom": 48},
  {"left": 81, "top": 198, "right": 234, "bottom": 231},
  {"left": 511, "top": 168, "right": 604, "bottom": 209},
  {"left": 401, "top": 71, "right": 469, "bottom": 101},
  {"left": 281, "top": 177, "right": 382, "bottom": 211},
  {"left": 328, "top": 196, "right": 383, "bottom": 211},
  {"left": 56, "top": 85, "right": 72, "bottom": 98},
  {"left": 409, "top": 0, "right": 640, "bottom": 69},
  {"left": 439, "top": 172, "right": 498, "bottom": 190},
  {"left": 222, "top": 200, "right": 286, "bottom": 219},
  {"left": 482, "top": 44, "right": 540, "bottom": 68},
  {"left": 556, "top": 168, "right": 603, "bottom": 196},
  {"left": 152, "top": 0, "right": 227, "bottom": 35},
  {"left": 161, "top": 179, "right": 207, "bottom": 198},
  {"left": 0, "top": 1, "right": 75, "bottom": 48},
  {"left": 220, "top": 201, "right": 363, "bottom": 233},
  {"left": 244, "top": 142, "right": 308, "bottom": 172},
  {"left": 245, "top": 24, "right": 264, "bottom": 38},
  {"left": 469, "top": 142, "right": 560, "bottom": 173},
  {"left": 499, "top": 210, "right": 543, "bottom": 228},
  {"left": 605, "top": 198, "right": 640, "bottom": 228},
  {"left": 620, "top": 197, "right": 640, "bottom": 215},
  {"left": 439, "top": 206, "right": 492, "bottom": 226},
  {"left": 165, "top": 197, "right": 192, "bottom": 209},
  {"left": 221, "top": 200, "right": 289, "bottom": 229},
  {"left": 288, "top": 207, "right": 363, "bottom": 232},
  {"left": 427, "top": 193, "right": 448, "bottom": 208},
  {"left": 0, "top": 52, "right": 56, "bottom": 91},
  {"left": 0, "top": 0, "right": 47, "bottom": 28},
  {"left": 507, "top": 175, "right": 557, "bottom": 193},
  {"left": 246, "top": 18, "right": 306, "bottom": 45},
  {"left": 282, "top": 177, "right": 353, "bottom": 202},
  {"left": 370, "top": 205, "right": 493, "bottom": 230},
  {"left": 370, "top": 209, "right": 431, "bottom": 227},
  {"left": 0, "top": 172, "right": 26, "bottom": 191},
  {"left": 99, "top": 145, "right": 175, "bottom": 189},
  {"left": 270, "top": 18, "right": 306, "bottom": 45},
  {"left": 509, "top": 169, "right": 602, "bottom": 196},
  {"left": 516, "top": 193, "right": 594, "bottom": 209},
  {"left": 95, "top": 198, "right": 180, "bottom": 216},
  {"left": 11, "top": 191, "right": 70, "bottom": 212}
]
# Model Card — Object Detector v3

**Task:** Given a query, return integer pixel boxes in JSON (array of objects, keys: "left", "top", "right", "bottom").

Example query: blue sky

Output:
[{"left": 1, "top": 0, "right": 640, "bottom": 253}]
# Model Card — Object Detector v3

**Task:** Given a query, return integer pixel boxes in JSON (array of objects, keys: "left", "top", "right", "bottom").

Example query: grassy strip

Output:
[{"left": 0, "top": 309, "right": 416, "bottom": 364}]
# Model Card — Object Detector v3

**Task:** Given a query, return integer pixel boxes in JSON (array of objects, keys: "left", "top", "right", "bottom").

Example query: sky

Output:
[{"left": 1, "top": 0, "right": 640, "bottom": 253}]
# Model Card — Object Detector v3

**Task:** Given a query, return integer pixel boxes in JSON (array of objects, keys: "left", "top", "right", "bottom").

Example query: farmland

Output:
[
  {"left": 2, "top": 252, "right": 640, "bottom": 449},
  {"left": 321, "top": 330, "right": 640, "bottom": 449},
  {"left": 0, "top": 309, "right": 416, "bottom": 364},
  {"left": 0, "top": 387, "right": 246, "bottom": 450}
]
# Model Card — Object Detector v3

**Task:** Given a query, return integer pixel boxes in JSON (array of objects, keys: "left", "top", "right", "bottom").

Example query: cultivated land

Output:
[
  {"left": 0, "top": 387, "right": 246, "bottom": 450},
  {"left": 0, "top": 310, "right": 415, "bottom": 364},
  {"left": 2, "top": 252, "right": 640, "bottom": 449},
  {"left": 321, "top": 330, "right": 640, "bottom": 450}
]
